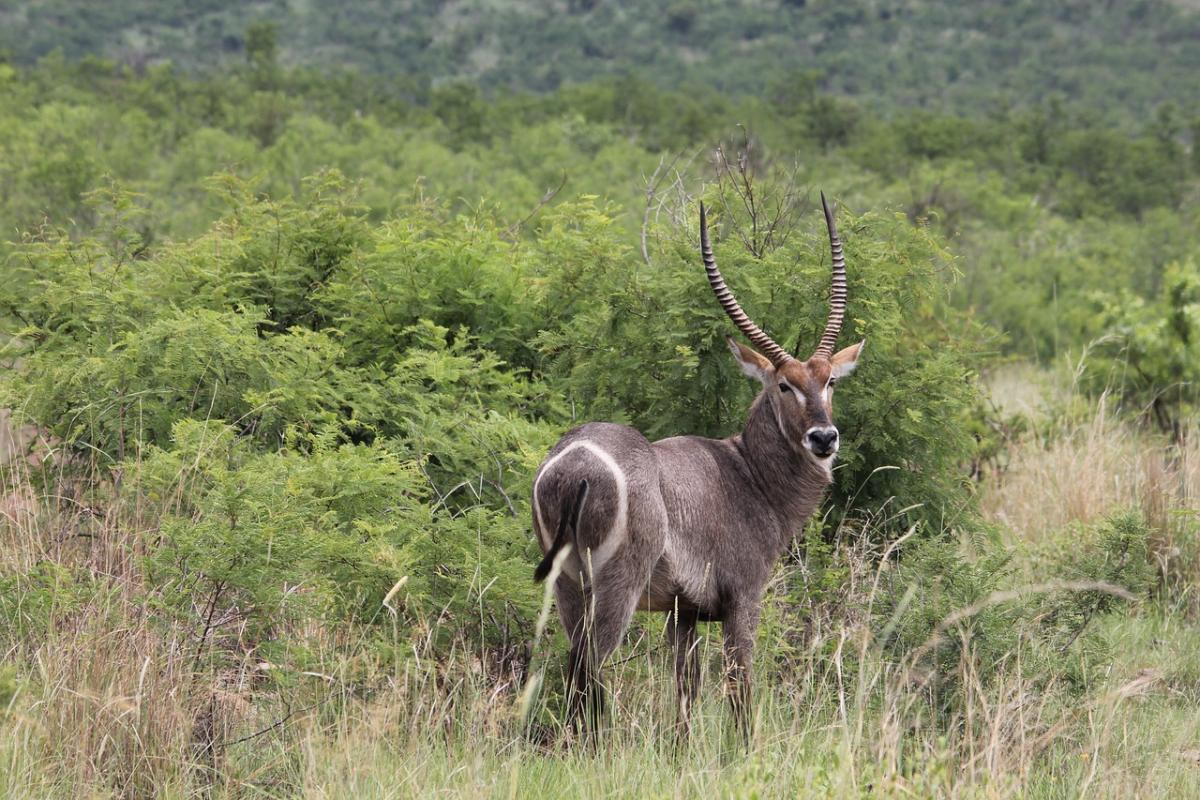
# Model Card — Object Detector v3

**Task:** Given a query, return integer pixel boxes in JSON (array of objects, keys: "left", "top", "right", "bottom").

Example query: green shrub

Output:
[
  {"left": 1030, "top": 511, "right": 1154, "bottom": 689},
  {"left": 0, "top": 177, "right": 564, "bottom": 658},
  {"left": 0, "top": 560, "right": 104, "bottom": 648},
  {"left": 137, "top": 421, "right": 415, "bottom": 634},
  {"left": 133, "top": 418, "right": 549, "bottom": 666},
  {"left": 1083, "top": 260, "right": 1200, "bottom": 438},
  {"left": 873, "top": 533, "right": 1019, "bottom": 713}
]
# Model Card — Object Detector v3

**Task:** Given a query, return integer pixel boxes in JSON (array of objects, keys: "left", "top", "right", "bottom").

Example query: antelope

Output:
[{"left": 531, "top": 194, "right": 864, "bottom": 736}]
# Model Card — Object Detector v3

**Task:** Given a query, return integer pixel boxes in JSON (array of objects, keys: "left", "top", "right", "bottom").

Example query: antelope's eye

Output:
[{"left": 778, "top": 384, "right": 792, "bottom": 393}]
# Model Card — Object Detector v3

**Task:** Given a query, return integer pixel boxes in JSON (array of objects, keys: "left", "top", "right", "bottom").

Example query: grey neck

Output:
[{"left": 732, "top": 391, "right": 832, "bottom": 550}]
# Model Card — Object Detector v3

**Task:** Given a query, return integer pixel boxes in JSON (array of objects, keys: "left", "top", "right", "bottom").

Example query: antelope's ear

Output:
[
  {"left": 830, "top": 339, "right": 865, "bottom": 380},
  {"left": 726, "top": 336, "right": 772, "bottom": 384}
]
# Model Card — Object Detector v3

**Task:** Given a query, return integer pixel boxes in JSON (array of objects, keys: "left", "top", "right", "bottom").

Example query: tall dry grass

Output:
[
  {"left": 0, "top": 454, "right": 268, "bottom": 797},
  {"left": 980, "top": 364, "right": 1200, "bottom": 618},
  {"left": 982, "top": 395, "right": 1199, "bottom": 543}
]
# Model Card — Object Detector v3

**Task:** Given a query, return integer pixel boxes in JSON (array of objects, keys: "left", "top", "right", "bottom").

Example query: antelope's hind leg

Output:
[
  {"left": 554, "top": 574, "right": 593, "bottom": 733},
  {"left": 666, "top": 607, "right": 701, "bottom": 737},
  {"left": 553, "top": 573, "right": 601, "bottom": 736},
  {"left": 564, "top": 558, "right": 646, "bottom": 736}
]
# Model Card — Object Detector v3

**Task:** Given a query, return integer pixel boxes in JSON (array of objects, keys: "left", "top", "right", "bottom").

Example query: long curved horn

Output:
[
  {"left": 812, "top": 191, "right": 847, "bottom": 360},
  {"left": 699, "top": 203, "right": 793, "bottom": 367}
]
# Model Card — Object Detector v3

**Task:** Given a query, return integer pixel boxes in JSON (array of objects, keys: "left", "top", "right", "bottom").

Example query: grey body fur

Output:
[{"left": 532, "top": 390, "right": 830, "bottom": 732}]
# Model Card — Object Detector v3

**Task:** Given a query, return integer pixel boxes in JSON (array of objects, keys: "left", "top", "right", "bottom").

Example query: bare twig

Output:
[
  {"left": 641, "top": 154, "right": 681, "bottom": 266},
  {"left": 219, "top": 700, "right": 325, "bottom": 748},
  {"left": 711, "top": 128, "right": 805, "bottom": 259},
  {"left": 504, "top": 170, "right": 568, "bottom": 240}
]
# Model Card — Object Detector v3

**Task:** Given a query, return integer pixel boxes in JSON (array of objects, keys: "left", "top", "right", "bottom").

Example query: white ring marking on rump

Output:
[{"left": 532, "top": 440, "right": 629, "bottom": 576}]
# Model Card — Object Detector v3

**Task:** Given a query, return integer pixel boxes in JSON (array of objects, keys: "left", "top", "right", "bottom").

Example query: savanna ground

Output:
[{"left": 2, "top": 362, "right": 1198, "bottom": 799}]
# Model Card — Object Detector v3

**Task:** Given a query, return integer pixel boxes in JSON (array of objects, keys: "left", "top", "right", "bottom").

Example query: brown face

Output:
[
  {"left": 728, "top": 337, "right": 865, "bottom": 464},
  {"left": 774, "top": 358, "right": 840, "bottom": 458}
]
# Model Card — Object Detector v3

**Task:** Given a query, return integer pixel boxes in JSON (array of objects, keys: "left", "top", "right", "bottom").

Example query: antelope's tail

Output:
[{"left": 533, "top": 479, "right": 589, "bottom": 583}]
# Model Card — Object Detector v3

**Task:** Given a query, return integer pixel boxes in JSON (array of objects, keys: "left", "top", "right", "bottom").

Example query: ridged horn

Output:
[
  {"left": 699, "top": 203, "right": 793, "bottom": 367},
  {"left": 812, "top": 191, "right": 847, "bottom": 360}
]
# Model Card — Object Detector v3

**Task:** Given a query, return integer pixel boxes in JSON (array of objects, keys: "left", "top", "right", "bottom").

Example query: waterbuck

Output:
[{"left": 532, "top": 194, "right": 864, "bottom": 736}]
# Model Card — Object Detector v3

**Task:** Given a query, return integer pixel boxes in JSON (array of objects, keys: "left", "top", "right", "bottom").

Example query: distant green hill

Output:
[{"left": 1, "top": 0, "right": 1196, "bottom": 122}]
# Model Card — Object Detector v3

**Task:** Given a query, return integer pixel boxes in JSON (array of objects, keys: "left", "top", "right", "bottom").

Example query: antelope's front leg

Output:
[{"left": 722, "top": 604, "right": 760, "bottom": 743}]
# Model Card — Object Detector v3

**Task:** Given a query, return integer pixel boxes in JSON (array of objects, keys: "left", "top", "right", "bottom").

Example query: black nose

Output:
[{"left": 806, "top": 428, "right": 839, "bottom": 455}]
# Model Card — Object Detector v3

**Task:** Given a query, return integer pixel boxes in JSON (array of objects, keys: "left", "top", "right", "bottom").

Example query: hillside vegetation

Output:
[
  {"left": 0, "top": 9, "right": 1199, "bottom": 798},
  {"left": 1, "top": 1, "right": 1198, "bottom": 122}
]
